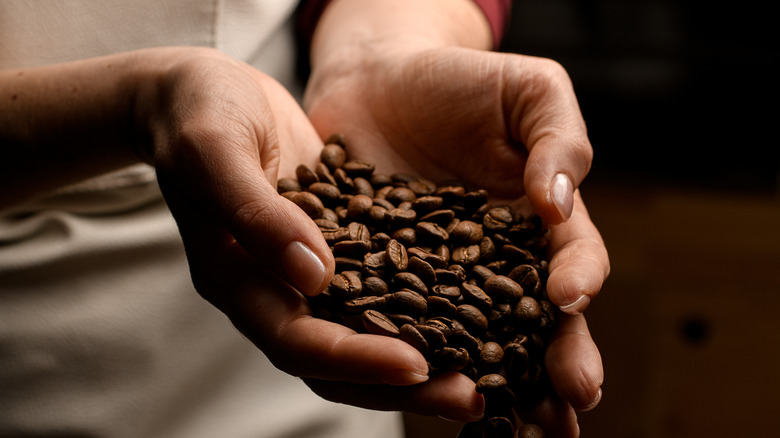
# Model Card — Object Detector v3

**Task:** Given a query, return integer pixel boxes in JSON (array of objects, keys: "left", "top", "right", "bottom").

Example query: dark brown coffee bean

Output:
[
  {"left": 362, "top": 251, "right": 387, "bottom": 277},
  {"left": 411, "top": 195, "right": 444, "bottom": 214},
  {"left": 392, "top": 272, "right": 428, "bottom": 297},
  {"left": 367, "top": 205, "right": 387, "bottom": 223},
  {"left": 452, "top": 245, "right": 481, "bottom": 266},
  {"left": 370, "top": 172, "right": 393, "bottom": 187},
  {"left": 419, "top": 209, "right": 456, "bottom": 226},
  {"left": 287, "top": 191, "right": 324, "bottom": 219},
  {"left": 344, "top": 295, "right": 387, "bottom": 313},
  {"left": 361, "top": 309, "right": 399, "bottom": 337},
  {"left": 484, "top": 416, "right": 514, "bottom": 438},
  {"left": 407, "top": 178, "right": 437, "bottom": 196},
  {"left": 322, "top": 227, "right": 350, "bottom": 245},
  {"left": 514, "top": 296, "right": 542, "bottom": 326},
  {"left": 408, "top": 247, "right": 448, "bottom": 269},
  {"left": 347, "top": 222, "right": 370, "bottom": 241},
  {"left": 390, "top": 227, "right": 416, "bottom": 247},
  {"left": 426, "top": 295, "right": 457, "bottom": 318},
  {"left": 385, "top": 187, "right": 417, "bottom": 205},
  {"left": 352, "top": 176, "right": 374, "bottom": 198},
  {"left": 462, "top": 189, "right": 489, "bottom": 207},
  {"left": 456, "top": 304, "right": 488, "bottom": 334},
  {"left": 483, "top": 207, "right": 513, "bottom": 232},
  {"left": 320, "top": 143, "right": 347, "bottom": 170},
  {"left": 415, "top": 324, "right": 447, "bottom": 351},
  {"left": 315, "top": 218, "right": 340, "bottom": 229},
  {"left": 347, "top": 194, "right": 373, "bottom": 219},
  {"left": 479, "top": 236, "right": 496, "bottom": 262},
  {"left": 385, "top": 313, "right": 417, "bottom": 328},
  {"left": 518, "top": 424, "right": 545, "bottom": 438},
  {"left": 333, "top": 240, "right": 372, "bottom": 258},
  {"left": 450, "top": 220, "right": 484, "bottom": 245},
  {"left": 385, "top": 239, "right": 409, "bottom": 271},
  {"left": 503, "top": 342, "right": 529, "bottom": 378},
  {"left": 415, "top": 221, "right": 449, "bottom": 244},
  {"left": 390, "top": 172, "right": 418, "bottom": 185},
  {"left": 328, "top": 271, "right": 362, "bottom": 300},
  {"left": 385, "top": 289, "right": 427, "bottom": 317},
  {"left": 460, "top": 282, "right": 493, "bottom": 312},
  {"left": 432, "top": 284, "right": 461, "bottom": 302},
  {"left": 386, "top": 208, "right": 417, "bottom": 228},
  {"left": 407, "top": 256, "right": 437, "bottom": 285},
  {"left": 333, "top": 168, "right": 354, "bottom": 193},
  {"left": 478, "top": 341, "right": 504, "bottom": 374},
  {"left": 362, "top": 276, "right": 389, "bottom": 296},
  {"left": 277, "top": 177, "right": 301, "bottom": 193},
  {"left": 502, "top": 244, "right": 535, "bottom": 265},
  {"left": 342, "top": 160, "right": 375, "bottom": 178},
  {"left": 370, "top": 232, "right": 392, "bottom": 251},
  {"left": 431, "top": 346, "right": 470, "bottom": 372},
  {"left": 399, "top": 323, "right": 428, "bottom": 354},
  {"left": 295, "top": 164, "right": 319, "bottom": 187},
  {"left": 335, "top": 256, "right": 363, "bottom": 272},
  {"left": 475, "top": 373, "right": 508, "bottom": 394},
  {"left": 308, "top": 182, "right": 341, "bottom": 206},
  {"left": 508, "top": 264, "right": 542, "bottom": 296},
  {"left": 484, "top": 275, "right": 523, "bottom": 302},
  {"left": 372, "top": 197, "right": 395, "bottom": 210},
  {"left": 436, "top": 185, "right": 466, "bottom": 202},
  {"left": 315, "top": 162, "right": 337, "bottom": 186},
  {"left": 539, "top": 299, "right": 558, "bottom": 332},
  {"left": 471, "top": 264, "right": 496, "bottom": 285}
]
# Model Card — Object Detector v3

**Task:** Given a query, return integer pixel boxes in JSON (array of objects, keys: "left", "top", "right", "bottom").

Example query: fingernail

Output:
[
  {"left": 438, "top": 407, "right": 484, "bottom": 422},
  {"left": 559, "top": 294, "right": 590, "bottom": 315},
  {"left": 551, "top": 173, "right": 574, "bottom": 221},
  {"left": 281, "top": 241, "right": 327, "bottom": 295},
  {"left": 381, "top": 369, "right": 429, "bottom": 386},
  {"left": 580, "top": 387, "right": 602, "bottom": 412}
]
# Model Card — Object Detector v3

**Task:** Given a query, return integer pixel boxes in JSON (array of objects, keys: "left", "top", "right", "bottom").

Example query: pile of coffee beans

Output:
[{"left": 278, "top": 136, "right": 556, "bottom": 438}]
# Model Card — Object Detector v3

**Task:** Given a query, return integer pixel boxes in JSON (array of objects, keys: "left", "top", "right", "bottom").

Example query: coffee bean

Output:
[
  {"left": 514, "top": 296, "right": 542, "bottom": 327},
  {"left": 419, "top": 209, "right": 456, "bottom": 226},
  {"left": 450, "top": 220, "right": 484, "bottom": 245},
  {"left": 353, "top": 177, "right": 374, "bottom": 198},
  {"left": 361, "top": 310, "right": 399, "bottom": 337},
  {"left": 457, "top": 304, "right": 488, "bottom": 334},
  {"left": 287, "top": 191, "right": 324, "bottom": 220},
  {"left": 484, "top": 275, "right": 523, "bottom": 303},
  {"left": 342, "top": 160, "right": 375, "bottom": 178},
  {"left": 277, "top": 177, "right": 301, "bottom": 193},
  {"left": 320, "top": 143, "right": 347, "bottom": 170},
  {"left": 329, "top": 271, "right": 362, "bottom": 300},
  {"left": 479, "top": 341, "right": 504, "bottom": 374},
  {"left": 315, "top": 162, "right": 338, "bottom": 186},
  {"left": 385, "top": 289, "right": 427, "bottom": 317},
  {"left": 452, "top": 245, "right": 481, "bottom": 266},
  {"left": 415, "top": 221, "right": 449, "bottom": 244},
  {"left": 385, "top": 239, "right": 409, "bottom": 271},
  {"left": 483, "top": 416, "right": 514, "bottom": 438},
  {"left": 399, "top": 323, "right": 428, "bottom": 354},
  {"left": 362, "top": 276, "right": 389, "bottom": 296},
  {"left": 295, "top": 164, "right": 319, "bottom": 187},
  {"left": 461, "top": 282, "right": 493, "bottom": 313},
  {"left": 347, "top": 194, "right": 373, "bottom": 219},
  {"left": 483, "top": 207, "right": 513, "bottom": 232},
  {"left": 344, "top": 295, "right": 387, "bottom": 313},
  {"left": 508, "top": 264, "right": 542, "bottom": 296},
  {"left": 406, "top": 256, "right": 437, "bottom": 285},
  {"left": 411, "top": 195, "right": 443, "bottom": 214},
  {"left": 392, "top": 271, "right": 428, "bottom": 297}
]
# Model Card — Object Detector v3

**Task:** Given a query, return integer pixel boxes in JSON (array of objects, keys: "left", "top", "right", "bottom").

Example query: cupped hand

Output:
[{"left": 303, "top": 46, "right": 609, "bottom": 435}]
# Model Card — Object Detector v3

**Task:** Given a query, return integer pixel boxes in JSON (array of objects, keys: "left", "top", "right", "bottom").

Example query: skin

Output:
[{"left": 0, "top": 0, "right": 609, "bottom": 437}]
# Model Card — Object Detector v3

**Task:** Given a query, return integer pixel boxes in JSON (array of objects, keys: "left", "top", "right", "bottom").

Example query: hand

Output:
[{"left": 302, "top": 46, "right": 609, "bottom": 436}]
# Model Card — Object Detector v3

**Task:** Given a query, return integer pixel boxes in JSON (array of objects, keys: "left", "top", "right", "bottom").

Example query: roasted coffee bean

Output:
[
  {"left": 347, "top": 194, "right": 373, "bottom": 219},
  {"left": 346, "top": 222, "right": 371, "bottom": 241},
  {"left": 362, "top": 276, "right": 389, "bottom": 296},
  {"left": 333, "top": 168, "right": 354, "bottom": 192},
  {"left": 484, "top": 416, "right": 514, "bottom": 438},
  {"left": 333, "top": 240, "right": 372, "bottom": 257},
  {"left": 471, "top": 264, "right": 496, "bottom": 285},
  {"left": 277, "top": 177, "right": 301, "bottom": 193},
  {"left": 295, "top": 164, "right": 319, "bottom": 187},
  {"left": 450, "top": 220, "right": 484, "bottom": 245},
  {"left": 315, "top": 218, "right": 340, "bottom": 229},
  {"left": 479, "top": 341, "right": 504, "bottom": 374},
  {"left": 385, "top": 239, "right": 409, "bottom": 271},
  {"left": 457, "top": 304, "right": 488, "bottom": 334},
  {"left": 411, "top": 195, "right": 444, "bottom": 213},
  {"left": 320, "top": 143, "right": 347, "bottom": 170},
  {"left": 517, "top": 424, "right": 545, "bottom": 438},
  {"left": 386, "top": 313, "right": 417, "bottom": 328},
  {"left": 329, "top": 271, "right": 362, "bottom": 300},
  {"left": 361, "top": 310, "right": 399, "bottom": 337},
  {"left": 408, "top": 247, "right": 448, "bottom": 269},
  {"left": 483, "top": 207, "right": 513, "bottom": 232},
  {"left": 352, "top": 177, "right": 374, "bottom": 198},
  {"left": 322, "top": 227, "right": 350, "bottom": 245},
  {"left": 335, "top": 257, "right": 363, "bottom": 273},
  {"left": 386, "top": 208, "right": 417, "bottom": 228},
  {"left": 407, "top": 178, "right": 437, "bottom": 196},
  {"left": 427, "top": 295, "right": 457, "bottom": 318},
  {"left": 406, "top": 256, "right": 437, "bottom": 285},
  {"left": 362, "top": 251, "right": 387, "bottom": 277},
  {"left": 385, "top": 289, "right": 427, "bottom": 317},
  {"left": 308, "top": 182, "right": 341, "bottom": 206},
  {"left": 286, "top": 191, "right": 324, "bottom": 219},
  {"left": 419, "top": 209, "right": 456, "bottom": 226},
  {"left": 342, "top": 160, "right": 375, "bottom": 178},
  {"left": 484, "top": 275, "right": 524, "bottom": 303},
  {"left": 461, "top": 282, "right": 493, "bottom": 312},
  {"left": 432, "top": 284, "right": 461, "bottom": 302},
  {"left": 508, "top": 264, "right": 542, "bottom": 296},
  {"left": 479, "top": 236, "right": 497, "bottom": 262},
  {"left": 432, "top": 347, "right": 470, "bottom": 372},
  {"left": 415, "top": 221, "right": 449, "bottom": 244},
  {"left": 344, "top": 295, "right": 387, "bottom": 313},
  {"left": 386, "top": 187, "right": 417, "bottom": 205},
  {"left": 503, "top": 244, "right": 535, "bottom": 265},
  {"left": 399, "top": 323, "right": 428, "bottom": 354},
  {"left": 503, "top": 342, "right": 529, "bottom": 378},
  {"left": 415, "top": 324, "right": 447, "bottom": 351},
  {"left": 514, "top": 296, "right": 542, "bottom": 327},
  {"left": 390, "top": 227, "right": 416, "bottom": 247},
  {"left": 315, "top": 162, "right": 337, "bottom": 186},
  {"left": 367, "top": 205, "right": 387, "bottom": 223}
]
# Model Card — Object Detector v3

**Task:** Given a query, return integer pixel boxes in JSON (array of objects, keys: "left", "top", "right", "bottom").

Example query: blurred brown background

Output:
[{"left": 405, "top": 1, "right": 780, "bottom": 437}]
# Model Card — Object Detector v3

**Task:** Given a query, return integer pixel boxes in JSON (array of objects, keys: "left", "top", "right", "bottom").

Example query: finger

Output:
[
  {"left": 304, "top": 372, "right": 485, "bottom": 422},
  {"left": 544, "top": 313, "right": 603, "bottom": 413},
  {"left": 506, "top": 56, "right": 593, "bottom": 225},
  {"left": 157, "top": 116, "right": 333, "bottom": 296},
  {"left": 530, "top": 395, "right": 580, "bottom": 438},
  {"left": 545, "top": 190, "right": 610, "bottom": 313}
]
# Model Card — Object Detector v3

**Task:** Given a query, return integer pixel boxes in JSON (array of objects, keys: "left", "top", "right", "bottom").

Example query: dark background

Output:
[{"left": 406, "top": 1, "right": 780, "bottom": 437}]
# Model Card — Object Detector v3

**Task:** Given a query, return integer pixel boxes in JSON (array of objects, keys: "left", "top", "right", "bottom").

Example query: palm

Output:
[{"left": 306, "top": 47, "right": 529, "bottom": 199}]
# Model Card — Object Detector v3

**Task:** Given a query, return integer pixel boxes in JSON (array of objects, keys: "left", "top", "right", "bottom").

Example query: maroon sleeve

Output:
[{"left": 296, "top": 0, "right": 512, "bottom": 50}]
